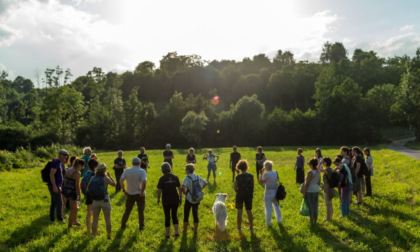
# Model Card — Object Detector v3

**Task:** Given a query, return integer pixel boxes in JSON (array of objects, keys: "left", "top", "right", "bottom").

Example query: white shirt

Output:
[
  {"left": 121, "top": 166, "right": 147, "bottom": 195},
  {"left": 262, "top": 170, "right": 278, "bottom": 192},
  {"left": 182, "top": 174, "right": 208, "bottom": 203}
]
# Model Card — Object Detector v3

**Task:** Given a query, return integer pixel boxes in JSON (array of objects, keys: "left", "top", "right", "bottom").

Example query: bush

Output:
[
  {"left": 0, "top": 123, "right": 30, "bottom": 151},
  {"left": 0, "top": 150, "right": 13, "bottom": 171}
]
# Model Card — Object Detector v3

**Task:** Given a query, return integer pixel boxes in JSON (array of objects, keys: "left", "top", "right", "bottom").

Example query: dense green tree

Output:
[
  {"left": 180, "top": 111, "right": 209, "bottom": 146},
  {"left": 366, "top": 84, "right": 396, "bottom": 126}
]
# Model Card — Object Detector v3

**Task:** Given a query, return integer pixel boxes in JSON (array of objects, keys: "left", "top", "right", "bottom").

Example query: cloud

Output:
[
  {"left": 400, "top": 25, "right": 414, "bottom": 32},
  {"left": 370, "top": 31, "right": 420, "bottom": 57}
]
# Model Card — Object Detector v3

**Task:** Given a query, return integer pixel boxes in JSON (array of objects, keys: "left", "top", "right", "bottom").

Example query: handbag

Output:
[
  {"left": 275, "top": 172, "right": 286, "bottom": 200},
  {"left": 299, "top": 199, "right": 310, "bottom": 216}
]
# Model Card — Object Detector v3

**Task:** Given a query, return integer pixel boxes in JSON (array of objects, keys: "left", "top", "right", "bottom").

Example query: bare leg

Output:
[
  {"left": 86, "top": 204, "right": 93, "bottom": 234},
  {"left": 183, "top": 222, "right": 188, "bottom": 234},
  {"left": 246, "top": 210, "right": 253, "bottom": 229},
  {"left": 237, "top": 209, "right": 242, "bottom": 230},
  {"left": 174, "top": 224, "right": 179, "bottom": 235},
  {"left": 193, "top": 223, "right": 198, "bottom": 233},
  {"left": 68, "top": 200, "right": 78, "bottom": 229}
]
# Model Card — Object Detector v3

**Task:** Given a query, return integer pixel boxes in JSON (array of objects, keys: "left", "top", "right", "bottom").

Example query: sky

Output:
[{"left": 1, "top": 0, "right": 420, "bottom": 83}]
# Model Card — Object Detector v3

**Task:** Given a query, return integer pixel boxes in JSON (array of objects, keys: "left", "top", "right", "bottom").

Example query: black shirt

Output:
[
  {"left": 256, "top": 153, "right": 265, "bottom": 166},
  {"left": 186, "top": 154, "right": 196, "bottom": 163},
  {"left": 353, "top": 155, "right": 365, "bottom": 178},
  {"left": 236, "top": 173, "right": 254, "bottom": 198},
  {"left": 230, "top": 152, "right": 241, "bottom": 165},
  {"left": 114, "top": 158, "right": 126, "bottom": 169},
  {"left": 138, "top": 153, "right": 149, "bottom": 169},
  {"left": 163, "top": 150, "right": 173, "bottom": 166},
  {"left": 157, "top": 173, "right": 181, "bottom": 206}
]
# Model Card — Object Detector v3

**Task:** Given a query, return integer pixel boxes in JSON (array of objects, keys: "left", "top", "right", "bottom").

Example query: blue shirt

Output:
[{"left": 49, "top": 159, "right": 64, "bottom": 187}]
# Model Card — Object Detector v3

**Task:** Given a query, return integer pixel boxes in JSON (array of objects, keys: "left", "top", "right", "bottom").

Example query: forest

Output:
[{"left": 1, "top": 41, "right": 420, "bottom": 151}]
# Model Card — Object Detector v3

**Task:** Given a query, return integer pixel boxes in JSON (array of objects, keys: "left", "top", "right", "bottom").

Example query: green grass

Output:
[
  {"left": 380, "top": 126, "right": 415, "bottom": 141},
  {"left": 1, "top": 146, "right": 419, "bottom": 251}
]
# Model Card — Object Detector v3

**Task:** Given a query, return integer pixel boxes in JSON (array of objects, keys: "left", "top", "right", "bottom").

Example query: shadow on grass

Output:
[
  {"left": 7, "top": 215, "right": 52, "bottom": 249},
  {"left": 207, "top": 182, "right": 218, "bottom": 193},
  {"left": 350, "top": 210, "right": 417, "bottom": 250},
  {"left": 61, "top": 236, "right": 90, "bottom": 252},
  {"left": 157, "top": 237, "right": 174, "bottom": 252},
  {"left": 310, "top": 224, "right": 351, "bottom": 251},
  {"left": 180, "top": 233, "right": 199, "bottom": 251},
  {"left": 239, "top": 232, "right": 263, "bottom": 252},
  {"left": 268, "top": 224, "right": 309, "bottom": 251},
  {"left": 107, "top": 229, "right": 124, "bottom": 250}
]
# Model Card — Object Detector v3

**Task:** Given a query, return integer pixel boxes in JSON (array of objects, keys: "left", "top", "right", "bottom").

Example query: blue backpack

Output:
[
  {"left": 88, "top": 177, "right": 106, "bottom": 200},
  {"left": 81, "top": 171, "right": 95, "bottom": 195},
  {"left": 187, "top": 175, "right": 203, "bottom": 203}
]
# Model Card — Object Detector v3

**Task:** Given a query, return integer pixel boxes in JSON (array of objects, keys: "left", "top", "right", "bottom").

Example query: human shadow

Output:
[
  {"left": 239, "top": 232, "right": 263, "bottom": 252},
  {"left": 156, "top": 236, "right": 174, "bottom": 252},
  {"left": 107, "top": 229, "right": 124, "bottom": 251},
  {"left": 7, "top": 215, "right": 52, "bottom": 249},
  {"left": 267, "top": 224, "right": 309, "bottom": 251},
  {"left": 180, "top": 233, "right": 199, "bottom": 252},
  {"left": 310, "top": 224, "right": 351, "bottom": 251},
  {"left": 61, "top": 236, "right": 90, "bottom": 252},
  {"left": 207, "top": 182, "right": 218, "bottom": 193}
]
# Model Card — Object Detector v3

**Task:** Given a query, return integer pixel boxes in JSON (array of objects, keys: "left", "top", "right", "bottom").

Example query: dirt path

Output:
[{"left": 387, "top": 137, "right": 420, "bottom": 161}]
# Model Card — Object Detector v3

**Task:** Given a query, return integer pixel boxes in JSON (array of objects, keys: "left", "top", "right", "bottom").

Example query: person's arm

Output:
[
  {"left": 229, "top": 155, "right": 232, "bottom": 168},
  {"left": 259, "top": 168, "right": 267, "bottom": 183},
  {"left": 140, "top": 181, "right": 147, "bottom": 197},
  {"left": 106, "top": 172, "right": 116, "bottom": 187},
  {"left": 177, "top": 187, "right": 183, "bottom": 206},
  {"left": 75, "top": 174, "right": 81, "bottom": 201},
  {"left": 215, "top": 155, "right": 219, "bottom": 162},
  {"left": 186, "top": 155, "right": 189, "bottom": 163},
  {"left": 50, "top": 168, "right": 58, "bottom": 193},
  {"left": 234, "top": 179, "right": 239, "bottom": 192},
  {"left": 120, "top": 178, "right": 127, "bottom": 196},
  {"left": 157, "top": 189, "right": 162, "bottom": 205},
  {"left": 356, "top": 162, "right": 361, "bottom": 176},
  {"left": 203, "top": 154, "right": 208, "bottom": 160}
]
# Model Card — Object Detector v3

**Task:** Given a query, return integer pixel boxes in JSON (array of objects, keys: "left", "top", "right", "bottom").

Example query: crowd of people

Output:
[{"left": 46, "top": 144, "right": 373, "bottom": 239}]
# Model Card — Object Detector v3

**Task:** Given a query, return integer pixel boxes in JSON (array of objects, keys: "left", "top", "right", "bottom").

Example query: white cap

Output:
[{"left": 166, "top": 143, "right": 171, "bottom": 148}]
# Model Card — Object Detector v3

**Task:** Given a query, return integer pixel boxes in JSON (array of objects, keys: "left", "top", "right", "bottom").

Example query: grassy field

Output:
[{"left": 1, "top": 146, "right": 419, "bottom": 251}]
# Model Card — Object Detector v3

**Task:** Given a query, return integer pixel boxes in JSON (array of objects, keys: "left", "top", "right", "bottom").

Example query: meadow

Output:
[{"left": 0, "top": 146, "right": 419, "bottom": 252}]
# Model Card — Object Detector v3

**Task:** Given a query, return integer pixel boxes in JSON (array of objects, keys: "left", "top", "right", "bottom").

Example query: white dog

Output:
[{"left": 212, "top": 193, "right": 228, "bottom": 232}]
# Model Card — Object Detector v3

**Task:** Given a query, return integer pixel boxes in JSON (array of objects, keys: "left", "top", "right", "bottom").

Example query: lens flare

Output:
[
  {"left": 216, "top": 129, "right": 220, "bottom": 134},
  {"left": 212, "top": 96, "right": 219, "bottom": 106}
]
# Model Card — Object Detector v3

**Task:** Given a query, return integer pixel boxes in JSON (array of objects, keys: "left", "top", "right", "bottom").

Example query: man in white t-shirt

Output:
[{"left": 120, "top": 158, "right": 147, "bottom": 230}]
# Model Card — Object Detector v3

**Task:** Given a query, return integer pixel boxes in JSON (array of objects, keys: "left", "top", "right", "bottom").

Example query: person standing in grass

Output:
[
  {"left": 181, "top": 163, "right": 208, "bottom": 234},
  {"left": 185, "top": 148, "right": 197, "bottom": 164},
  {"left": 138, "top": 147, "right": 150, "bottom": 173},
  {"left": 164, "top": 144, "right": 174, "bottom": 169},
  {"left": 48, "top": 149, "right": 69, "bottom": 224},
  {"left": 334, "top": 156, "right": 352, "bottom": 217},
  {"left": 351, "top": 146, "right": 364, "bottom": 206},
  {"left": 303, "top": 158, "right": 320, "bottom": 224},
  {"left": 85, "top": 159, "right": 98, "bottom": 235},
  {"left": 62, "top": 158, "right": 85, "bottom": 229},
  {"left": 259, "top": 160, "right": 282, "bottom": 226},
  {"left": 62, "top": 156, "right": 76, "bottom": 218},
  {"left": 364, "top": 148, "right": 373, "bottom": 197},
  {"left": 89, "top": 164, "right": 116, "bottom": 239},
  {"left": 120, "top": 158, "right": 147, "bottom": 231},
  {"left": 203, "top": 149, "right": 219, "bottom": 182},
  {"left": 318, "top": 157, "right": 334, "bottom": 222},
  {"left": 315, "top": 148, "right": 323, "bottom": 170},
  {"left": 114, "top": 150, "right": 126, "bottom": 193},
  {"left": 157, "top": 162, "right": 182, "bottom": 238},
  {"left": 81, "top": 147, "right": 92, "bottom": 177},
  {"left": 234, "top": 160, "right": 254, "bottom": 232},
  {"left": 255, "top": 146, "right": 266, "bottom": 181},
  {"left": 295, "top": 148, "right": 305, "bottom": 184},
  {"left": 230, "top": 146, "right": 241, "bottom": 182}
]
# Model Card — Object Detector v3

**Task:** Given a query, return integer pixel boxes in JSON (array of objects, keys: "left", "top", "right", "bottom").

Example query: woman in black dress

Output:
[{"left": 185, "top": 148, "right": 196, "bottom": 164}]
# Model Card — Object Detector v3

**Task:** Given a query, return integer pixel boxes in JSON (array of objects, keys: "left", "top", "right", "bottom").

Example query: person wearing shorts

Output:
[
  {"left": 234, "top": 160, "right": 254, "bottom": 232},
  {"left": 203, "top": 149, "right": 219, "bottom": 183}
]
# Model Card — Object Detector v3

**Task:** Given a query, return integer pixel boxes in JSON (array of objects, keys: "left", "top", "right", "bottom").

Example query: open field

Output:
[{"left": 1, "top": 146, "right": 419, "bottom": 251}]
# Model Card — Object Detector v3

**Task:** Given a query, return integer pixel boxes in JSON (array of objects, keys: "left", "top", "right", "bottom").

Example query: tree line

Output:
[{"left": 1, "top": 42, "right": 419, "bottom": 151}]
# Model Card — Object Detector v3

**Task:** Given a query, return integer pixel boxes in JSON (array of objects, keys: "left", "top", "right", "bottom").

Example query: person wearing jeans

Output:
[
  {"left": 113, "top": 150, "right": 126, "bottom": 193},
  {"left": 48, "top": 149, "right": 68, "bottom": 224},
  {"left": 259, "top": 160, "right": 282, "bottom": 226},
  {"left": 334, "top": 157, "right": 353, "bottom": 217},
  {"left": 120, "top": 158, "right": 147, "bottom": 230}
]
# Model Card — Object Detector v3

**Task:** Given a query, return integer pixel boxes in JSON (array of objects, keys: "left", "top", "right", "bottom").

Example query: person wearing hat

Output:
[
  {"left": 120, "top": 157, "right": 147, "bottom": 230},
  {"left": 163, "top": 144, "right": 174, "bottom": 168},
  {"left": 89, "top": 163, "right": 116, "bottom": 239},
  {"left": 48, "top": 149, "right": 69, "bottom": 224}
]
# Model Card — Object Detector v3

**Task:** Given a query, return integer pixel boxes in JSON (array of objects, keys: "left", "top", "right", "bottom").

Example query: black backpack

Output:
[
  {"left": 275, "top": 172, "right": 287, "bottom": 200},
  {"left": 88, "top": 177, "right": 106, "bottom": 200},
  {"left": 327, "top": 171, "right": 340, "bottom": 188},
  {"left": 361, "top": 159, "right": 370, "bottom": 176},
  {"left": 41, "top": 161, "right": 52, "bottom": 183}
]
